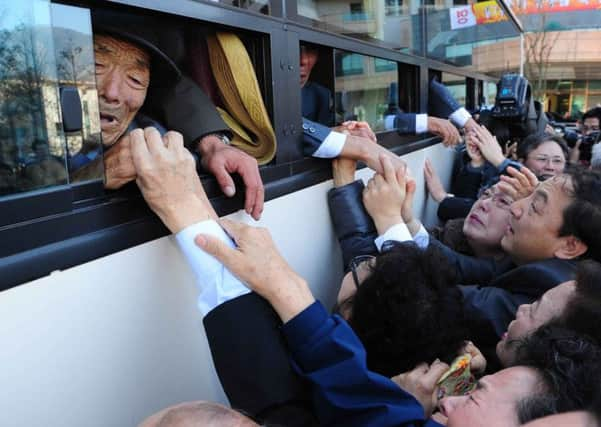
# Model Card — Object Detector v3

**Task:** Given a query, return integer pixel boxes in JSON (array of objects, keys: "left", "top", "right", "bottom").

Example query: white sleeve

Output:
[
  {"left": 449, "top": 107, "right": 471, "bottom": 128},
  {"left": 374, "top": 223, "right": 412, "bottom": 252},
  {"left": 175, "top": 220, "right": 250, "bottom": 317},
  {"left": 415, "top": 114, "right": 429, "bottom": 134},
  {"left": 413, "top": 224, "right": 430, "bottom": 249},
  {"left": 312, "top": 131, "right": 347, "bottom": 158}
]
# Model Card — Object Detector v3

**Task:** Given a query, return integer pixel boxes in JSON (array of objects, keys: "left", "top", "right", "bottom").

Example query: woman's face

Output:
[
  {"left": 463, "top": 185, "right": 514, "bottom": 251},
  {"left": 523, "top": 141, "right": 566, "bottom": 180}
]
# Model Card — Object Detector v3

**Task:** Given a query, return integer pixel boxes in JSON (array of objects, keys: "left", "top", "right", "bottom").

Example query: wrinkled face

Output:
[
  {"left": 94, "top": 34, "right": 150, "bottom": 146},
  {"left": 438, "top": 366, "right": 541, "bottom": 427},
  {"left": 501, "top": 175, "right": 573, "bottom": 265},
  {"left": 299, "top": 47, "right": 318, "bottom": 88},
  {"left": 522, "top": 411, "right": 596, "bottom": 427},
  {"left": 496, "top": 280, "right": 576, "bottom": 366},
  {"left": 523, "top": 141, "right": 566, "bottom": 180},
  {"left": 582, "top": 117, "right": 600, "bottom": 136},
  {"left": 463, "top": 184, "right": 513, "bottom": 251}
]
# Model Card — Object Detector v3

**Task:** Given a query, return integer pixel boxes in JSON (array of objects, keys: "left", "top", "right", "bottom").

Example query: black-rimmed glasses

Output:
[{"left": 349, "top": 255, "right": 376, "bottom": 289}]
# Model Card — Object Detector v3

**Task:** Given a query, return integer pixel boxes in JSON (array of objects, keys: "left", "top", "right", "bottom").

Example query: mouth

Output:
[
  {"left": 99, "top": 112, "right": 119, "bottom": 128},
  {"left": 468, "top": 213, "right": 484, "bottom": 227}
]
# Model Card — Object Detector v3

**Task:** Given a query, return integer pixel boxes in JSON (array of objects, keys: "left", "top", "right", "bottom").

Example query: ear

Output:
[{"left": 554, "top": 235, "right": 588, "bottom": 260}]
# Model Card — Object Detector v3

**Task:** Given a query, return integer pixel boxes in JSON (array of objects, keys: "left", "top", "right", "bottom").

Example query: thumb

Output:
[
  {"left": 424, "top": 360, "right": 450, "bottom": 386},
  {"left": 213, "top": 166, "right": 236, "bottom": 197},
  {"left": 195, "top": 233, "right": 240, "bottom": 267}
]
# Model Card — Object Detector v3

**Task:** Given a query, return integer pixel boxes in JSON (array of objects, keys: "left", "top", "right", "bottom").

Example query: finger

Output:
[
  {"left": 380, "top": 155, "right": 396, "bottom": 184},
  {"left": 406, "top": 177, "right": 417, "bottom": 196},
  {"left": 520, "top": 166, "right": 539, "bottom": 186},
  {"left": 500, "top": 174, "right": 520, "bottom": 188},
  {"left": 129, "top": 129, "right": 151, "bottom": 171},
  {"left": 423, "top": 361, "right": 450, "bottom": 386},
  {"left": 163, "top": 131, "right": 184, "bottom": 152},
  {"left": 213, "top": 165, "right": 237, "bottom": 198},
  {"left": 412, "top": 362, "right": 429, "bottom": 376},
  {"left": 195, "top": 233, "right": 244, "bottom": 274},
  {"left": 496, "top": 181, "right": 517, "bottom": 199},
  {"left": 235, "top": 162, "right": 262, "bottom": 217},
  {"left": 144, "top": 127, "right": 166, "bottom": 155},
  {"left": 249, "top": 186, "right": 264, "bottom": 221},
  {"left": 216, "top": 218, "right": 246, "bottom": 242}
]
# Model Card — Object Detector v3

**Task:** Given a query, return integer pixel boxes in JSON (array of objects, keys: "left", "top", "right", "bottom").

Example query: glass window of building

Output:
[
  {"left": 334, "top": 50, "right": 398, "bottom": 132},
  {"left": 297, "top": 0, "right": 423, "bottom": 56},
  {"left": 0, "top": 0, "right": 70, "bottom": 197},
  {"left": 195, "top": 0, "right": 271, "bottom": 15}
]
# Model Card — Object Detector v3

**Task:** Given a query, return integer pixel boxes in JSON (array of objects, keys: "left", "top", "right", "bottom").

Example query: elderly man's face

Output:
[{"left": 94, "top": 34, "right": 150, "bottom": 146}]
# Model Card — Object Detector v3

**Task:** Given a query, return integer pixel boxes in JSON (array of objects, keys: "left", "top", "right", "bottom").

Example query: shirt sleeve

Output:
[
  {"left": 312, "top": 131, "right": 347, "bottom": 158},
  {"left": 449, "top": 107, "right": 472, "bottom": 128},
  {"left": 413, "top": 224, "right": 430, "bottom": 249},
  {"left": 175, "top": 220, "right": 250, "bottom": 317},
  {"left": 415, "top": 114, "right": 429, "bottom": 134},
  {"left": 374, "top": 223, "right": 412, "bottom": 252}
]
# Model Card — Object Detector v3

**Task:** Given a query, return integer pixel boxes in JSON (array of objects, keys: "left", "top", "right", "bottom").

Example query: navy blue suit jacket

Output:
[{"left": 302, "top": 81, "right": 333, "bottom": 126}]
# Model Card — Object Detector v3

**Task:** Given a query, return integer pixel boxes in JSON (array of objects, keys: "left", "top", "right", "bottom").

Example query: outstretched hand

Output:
[
  {"left": 427, "top": 117, "right": 461, "bottom": 147},
  {"left": 199, "top": 136, "right": 264, "bottom": 221},
  {"left": 131, "top": 127, "right": 216, "bottom": 233},
  {"left": 497, "top": 166, "right": 538, "bottom": 200},
  {"left": 391, "top": 360, "right": 450, "bottom": 418},
  {"left": 468, "top": 125, "right": 505, "bottom": 167},
  {"left": 424, "top": 159, "right": 448, "bottom": 203},
  {"left": 195, "top": 219, "right": 314, "bottom": 323},
  {"left": 363, "top": 155, "right": 406, "bottom": 235}
]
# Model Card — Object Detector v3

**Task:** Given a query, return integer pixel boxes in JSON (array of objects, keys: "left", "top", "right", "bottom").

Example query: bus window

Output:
[
  {"left": 0, "top": 0, "right": 70, "bottom": 197},
  {"left": 297, "top": 0, "right": 422, "bottom": 56},
  {"left": 300, "top": 42, "right": 334, "bottom": 127},
  {"left": 50, "top": 3, "right": 103, "bottom": 184},
  {"left": 442, "top": 72, "right": 467, "bottom": 107},
  {"left": 334, "top": 51, "right": 398, "bottom": 132}
]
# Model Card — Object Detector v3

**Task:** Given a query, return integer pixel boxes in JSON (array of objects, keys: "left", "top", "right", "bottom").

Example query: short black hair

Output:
[
  {"left": 558, "top": 168, "right": 601, "bottom": 263},
  {"left": 347, "top": 243, "right": 468, "bottom": 377},
  {"left": 517, "top": 132, "right": 569, "bottom": 162},
  {"left": 582, "top": 107, "right": 601, "bottom": 124},
  {"left": 514, "top": 324, "right": 601, "bottom": 423}
]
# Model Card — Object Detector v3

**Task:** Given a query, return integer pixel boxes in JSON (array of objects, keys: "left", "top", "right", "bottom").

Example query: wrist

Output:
[
  {"left": 266, "top": 277, "right": 316, "bottom": 323},
  {"left": 490, "top": 153, "right": 505, "bottom": 168},
  {"left": 198, "top": 135, "right": 224, "bottom": 156},
  {"left": 158, "top": 196, "right": 212, "bottom": 233},
  {"left": 374, "top": 215, "right": 403, "bottom": 236}
]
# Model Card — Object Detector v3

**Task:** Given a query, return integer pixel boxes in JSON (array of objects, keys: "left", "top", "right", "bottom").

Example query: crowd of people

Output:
[{"left": 4, "top": 9, "right": 600, "bottom": 426}]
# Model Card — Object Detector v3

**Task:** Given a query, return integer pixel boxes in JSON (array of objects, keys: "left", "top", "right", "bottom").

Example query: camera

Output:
[{"left": 563, "top": 129, "right": 600, "bottom": 162}]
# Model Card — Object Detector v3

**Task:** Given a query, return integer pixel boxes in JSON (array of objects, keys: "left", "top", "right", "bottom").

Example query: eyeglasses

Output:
[
  {"left": 479, "top": 188, "right": 513, "bottom": 210},
  {"left": 583, "top": 125, "right": 600, "bottom": 133},
  {"left": 349, "top": 255, "right": 376, "bottom": 289},
  {"left": 528, "top": 155, "right": 565, "bottom": 166}
]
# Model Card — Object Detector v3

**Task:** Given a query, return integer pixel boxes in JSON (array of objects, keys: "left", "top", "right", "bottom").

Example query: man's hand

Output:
[
  {"left": 424, "top": 159, "right": 448, "bottom": 203},
  {"left": 195, "top": 219, "right": 315, "bottom": 323},
  {"left": 104, "top": 133, "right": 136, "bottom": 189},
  {"left": 391, "top": 360, "right": 450, "bottom": 418},
  {"left": 363, "top": 155, "right": 406, "bottom": 235},
  {"left": 427, "top": 117, "right": 461, "bottom": 147},
  {"left": 465, "top": 135, "right": 485, "bottom": 168},
  {"left": 131, "top": 127, "right": 215, "bottom": 233},
  {"left": 340, "top": 120, "right": 377, "bottom": 142},
  {"left": 341, "top": 134, "right": 407, "bottom": 176},
  {"left": 198, "top": 136, "right": 264, "bottom": 221},
  {"left": 469, "top": 125, "right": 505, "bottom": 167},
  {"left": 402, "top": 175, "right": 421, "bottom": 236},
  {"left": 332, "top": 158, "right": 357, "bottom": 187},
  {"left": 497, "top": 166, "right": 538, "bottom": 201}
]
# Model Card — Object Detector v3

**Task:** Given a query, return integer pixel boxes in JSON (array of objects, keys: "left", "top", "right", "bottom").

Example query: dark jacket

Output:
[
  {"left": 302, "top": 81, "right": 333, "bottom": 126},
  {"left": 203, "top": 293, "right": 318, "bottom": 426}
]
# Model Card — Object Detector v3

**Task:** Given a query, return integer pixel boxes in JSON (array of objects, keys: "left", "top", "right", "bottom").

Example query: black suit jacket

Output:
[
  {"left": 302, "top": 81, "right": 333, "bottom": 126},
  {"left": 203, "top": 293, "right": 318, "bottom": 426}
]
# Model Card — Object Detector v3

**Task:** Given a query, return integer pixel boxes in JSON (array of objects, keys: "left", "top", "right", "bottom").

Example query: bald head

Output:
[{"left": 139, "top": 401, "right": 259, "bottom": 427}]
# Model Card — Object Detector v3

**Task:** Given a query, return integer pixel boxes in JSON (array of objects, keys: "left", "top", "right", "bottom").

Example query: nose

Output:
[
  {"left": 438, "top": 395, "right": 469, "bottom": 417},
  {"left": 516, "top": 303, "right": 529, "bottom": 318},
  {"left": 479, "top": 196, "right": 491, "bottom": 212},
  {"left": 98, "top": 68, "right": 124, "bottom": 104}
]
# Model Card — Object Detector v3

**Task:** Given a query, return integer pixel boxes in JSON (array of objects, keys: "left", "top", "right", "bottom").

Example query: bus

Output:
[{"left": 0, "top": 0, "right": 521, "bottom": 425}]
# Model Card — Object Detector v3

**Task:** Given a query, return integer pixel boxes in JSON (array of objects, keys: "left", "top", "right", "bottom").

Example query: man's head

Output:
[
  {"left": 517, "top": 133, "right": 568, "bottom": 180},
  {"left": 337, "top": 243, "right": 468, "bottom": 376},
  {"left": 463, "top": 183, "right": 514, "bottom": 254},
  {"left": 138, "top": 401, "right": 258, "bottom": 427},
  {"left": 497, "top": 260, "right": 601, "bottom": 366},
  {"left": 94, "top": 33, "right": 151, "bottom": 146},
  {"left": 582, "top": 107, "right": 601, "bottom": 136},
  {"left": 501, "top": 168, "right": 601, "bottom": 265},
  {"left": 299, "top": 44, "right": 319, "bottom": 88}
]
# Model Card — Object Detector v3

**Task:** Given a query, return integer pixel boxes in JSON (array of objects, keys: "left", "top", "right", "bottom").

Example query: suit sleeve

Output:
[
  {"left": 392, "top": 113, "right": 418, "bottom": 134},
  {"left": 282, "top": 301, "right": 444, "bottom": 427},
  {"left": 327, "top": 180, "right": 378, "bottom": 268},
  {"left": 302, "top": 118, "right": 335, "bottom": 156},
  {"left": 144, "top": 75, "right": 229, "bottom": 148}
]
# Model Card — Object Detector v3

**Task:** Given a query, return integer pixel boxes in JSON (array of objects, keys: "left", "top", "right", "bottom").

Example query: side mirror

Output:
[{"left": 60, "top": 86, "right": 83, "bottom": 132}]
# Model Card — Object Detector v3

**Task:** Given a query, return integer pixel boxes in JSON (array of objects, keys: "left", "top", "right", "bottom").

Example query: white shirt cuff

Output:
[
  {"left": 384, "top": 115, "right": 396, "bottom": 131},
  {"left": 449, "top": 107, "right": 471, "bottom": 128},
  {"left": 413, "top": 225, "right": 430, "bottom": 249},
  {"left": 175, "top": 220, "right": 250, "bottom": 317},
  {"left": 415, "top": 114, "right": 428, "bottom": 134},
  {"left": 312, "top": 131, "right": 347, "bottom": 158},
  {"left": 374, "top": 223, "right": 412, "bottom": 252}
]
